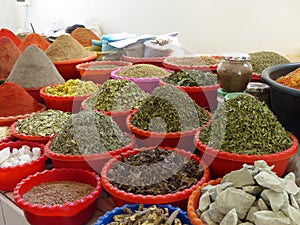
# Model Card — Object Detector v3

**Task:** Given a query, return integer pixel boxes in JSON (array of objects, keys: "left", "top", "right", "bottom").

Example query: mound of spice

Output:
[
  {"left": 23, "top": 181, "right": 94, "bottom": 205},
  {"left": 6, "top": 45, "right": 65, "bottom": 88},
  {"left": 276, "top": 67, "right": 300, "bottom": 90},
  {"left": 0, "top": 37, "right": 21, "bottom": 80},
  {"left": 70, "top": 27, "right": 101, "bottom": 47},
  {"left": 108, "top": 147, "right": 204, "bottom": 195},
  {"left": 0, "top": 28, "right": 22, "bottom": 47},
  {"left": 249, "top": 51, "right": 290, "bottom": 74},
  {"left": 44, "top": 79, "right": 98, "bottom": 96},
  {"left": 162, "top": 70, "right": 218, "bottom": 86},
  {"left": 50, "top": 110, "right": 131, "bottom": 155},
  {"left": 165, "top": 55, "right": 222, "bottom": 66},
  {"left": 45, "top": 34, "right": 93, "bottom": 62},
  {"left": 118, "top": 64, "right": 169, "bottom": 78},
  {"left": 106, "top": 204, "right": 189, "bottom": 225},
  {"left": 18, "top": 33, "right": 50, "bottom": 53},
  {"left": 197, "top": 160, "right": 300, "bottom": 225},
  {"left": 16, "top": 110, "right": 71, "bottom": 137},
  {"left": 131, "top": 85, "right": 210, "bottom": 133},
  {"left": 84, "top": 79, "right": 148, "bottom": 111},
  {"left": 0, "top": 82, "right": 44, "bottom": 117},
  {"left": 199, "top": 95, "right": 293, "bottom": 155},
  {"left": 0, "top": 127, "right": 11, "bottom": 139}
]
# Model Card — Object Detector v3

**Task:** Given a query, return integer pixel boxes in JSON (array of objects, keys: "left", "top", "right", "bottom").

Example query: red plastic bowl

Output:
[
  {"left": 53, "top": 53, "right": 97, "bottom": 80},
  {"left": 0, "top": 141, "right": 47, "bottom": 191},
  {"left": 10, "top": 121, "right": 54, "bottom": 144},
  {"left": 39, "top": 86, "right": 93, "bottom": 113},
  {"left": 25, "top": 87, "right": 45, "bottom": 104},
  {"left": 162, "top": 55, "right": 221, "bottom": 72},
  {"left": 101, "top": 147, "right": 211, "bottom": 210},
  {"left": 251, "top": 73, "right": 262, "bottom": 82},
  {"left": 0, "top": 104, "right": 46, "bottom": 127},
  {"left": 194, "top": 130, "right": 299, "bottom": 178},
  {"left": 13, "top": 168, "right": 102, "bottom": 225},
  {"left": 126, "top": 110, "right": 212, "bottom": 152},
  {"left": 111, "top": 67, "right": 172, "bottom": 93},
  {"left": 76, "top": 60, "right": 132, "bottom": 84},
  {"left": 187, "top": 178, "right": 222, "bottom": 225},
  {"left": 81, "top": 99, "right": 134, "bottom": 133},
  {"left": 159, "top": 79, "right": 220, "bottom": 112},
  {"left": 44, "top": 134, "right": 136, "bottom": 174},
  {"left": 122, "top": 54, "right": 167, "bottom": 67}
]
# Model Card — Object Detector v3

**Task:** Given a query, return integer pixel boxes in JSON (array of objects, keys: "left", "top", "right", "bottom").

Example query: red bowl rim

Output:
[
  {"left": 111, "top": 67, "right": 173, "bottom": 82},
  {"left": 81, "top": 99, "right": 136, "bottom": 115},
  {"left": 194, "top": 129, "right": 299, "bottom": 162},
  {"left": 0, "top": 104, "right": 46, "bottom": 123},
  {"left": 187, "top": 178, "right": 222, "bottom": 225},
  {"left": 13, "top": 168, "right": 102, "bottom": 216},
  {"left": 122, "top": 54, "right": 167, "bottom": 63},
  {"left": 159, "top": 77, "right": 220, "bottom": 92},
  {"left": 100, "top": 146, "right": 211, "bottom": 204},
  {"left": 0, "top": 141, "right": 46, "bottom": 171},
  {"left": 53, "top": 52, "right": 97, "bottom": 65},
  {"left": 162, "top": 54, "right": 221, "bottom": 71},
  {"left": 39, "top": 85, "right": 94, "bottom": 101},
  {"left": 44, "top": 133, "right": 136, "bottom": 161},
  {"left": 76, "top": 60, "right": 133, "bottom": 72},
  {"left": 10, "top": 121, "right": 54, "bottom": 141},
  {"left": 126, "top": 109, "right": 212, "bottom": 139}
]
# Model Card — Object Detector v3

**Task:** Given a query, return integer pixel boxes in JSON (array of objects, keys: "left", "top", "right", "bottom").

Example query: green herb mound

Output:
[
  {"left": 84, "top": 79, "right": 147, "bottom": 111},
  {"left": 249, "top": 51, "right": 290, "bottom": 74},
  {"left": 50, "top": 110, "right": 131, "bottom": 155},
  {"left": 199, "top": 95, "right": 293, "bottom": 155},
  {"left": 131, "top": 85, "right": 210, "bottom": 133},
  {"left": 162, "top": 70, "right": 218, "bottom": 87}
]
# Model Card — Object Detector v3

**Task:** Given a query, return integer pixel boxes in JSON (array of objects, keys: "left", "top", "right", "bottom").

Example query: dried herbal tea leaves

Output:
[
  {"left": 106, "top": 204, "right": 189, "bottom": 225},
  {"left": 131, "top": 85, "right": 210, "bottom": 132},
  {"left": 199, "top": 95, "right": 293, "bottom": 155},
  {"left": 249, "top": 51, "right": 290, "bottom": 74},
  {"left": 85, "top": 79, "right": 148, "bottom": 111},
  {"left": 118, "top": 64, "right": 169, "bottom": 78},
  {"left": 162, "top": 70, "right": 218, "bottom": 87},
  {"left": 45, "top": 79, "right": 98, "bottom": 96},
  {"left": 16, "top": 109, "right": 71, "bottom": 136},
  {"left": 50, "top": 110, "right": 131, "bottom": 155},
  {"left": 108, "top": 147, "right": 204, "bottom": 195}
]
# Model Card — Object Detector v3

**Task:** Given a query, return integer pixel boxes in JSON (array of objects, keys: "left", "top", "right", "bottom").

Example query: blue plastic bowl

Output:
[{"left": 94, "top": 203, "right": 192, "bottom": 225}]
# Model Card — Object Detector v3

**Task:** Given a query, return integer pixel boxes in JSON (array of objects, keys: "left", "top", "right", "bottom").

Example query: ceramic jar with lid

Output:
[{"left": 217, "top": 53, "right": 253, "bottom": 92}]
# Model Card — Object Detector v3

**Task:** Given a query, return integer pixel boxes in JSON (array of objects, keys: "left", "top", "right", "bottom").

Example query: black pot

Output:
[{"left": 262, "top": 63, "right": 300, "bottom": 141}]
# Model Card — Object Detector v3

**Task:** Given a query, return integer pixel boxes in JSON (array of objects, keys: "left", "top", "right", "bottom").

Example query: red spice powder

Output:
[
  {"left": 0, "top": 28, "right": 22, "bottom": 47},
  {"left": 0, "top": 37, "right": 21, "bottom": 80},
  {"left": 18, "top": 33, "right": 51, "bottom": 53},
  {"left": 0, "top": 82, "right": 44, "bottom": 117}
]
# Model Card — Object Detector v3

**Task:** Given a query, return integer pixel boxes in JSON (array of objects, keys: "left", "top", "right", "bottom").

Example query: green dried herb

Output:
[
  {"left": 118, "top": 64, "right": 169, "bottom": 78},
  {"left": 84, "top": 79, "right": 148, "bottom": 111},
  {"left": 16, "top": 109, "right": 71, "bottom": 136},
  {"left": 199, "top": 95, "right": 293, "bottom": 155},
  {"left": 162, "top": 70, "right": 218, "bottom": 87},
  {"left": 249, "top": 51, "right": 290, "bottom": 74},
  {"left": 108, "top": 147, "right": 204, "bottom": 195},
  {"left": 87, "top": 64, "right": 119, "bottom": 70},
  {"left": 50, "top": 110, "right": 131, "bottom": 155},
  {"left": 131, "top": 85, "right": 210, "bottom": 133}
]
